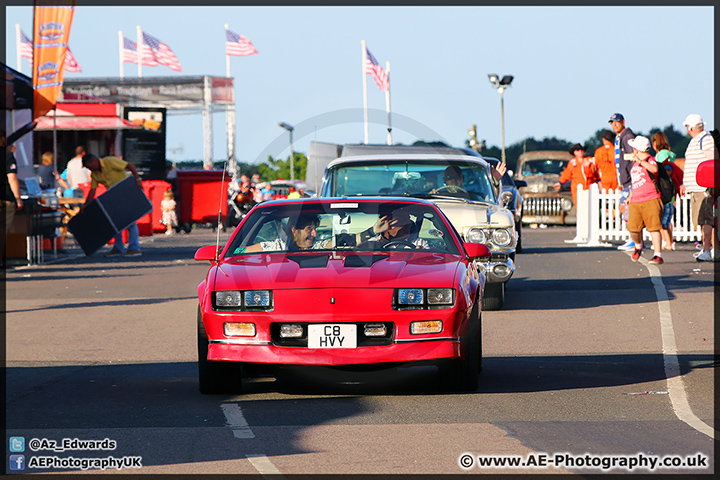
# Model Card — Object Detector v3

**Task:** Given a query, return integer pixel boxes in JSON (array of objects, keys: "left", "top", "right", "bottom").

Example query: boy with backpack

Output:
[{"left": 626, "top": 136, "right": 664, "bottom": 265}]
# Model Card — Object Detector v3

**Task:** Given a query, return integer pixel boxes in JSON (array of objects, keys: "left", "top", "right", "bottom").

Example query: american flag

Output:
[
  {"left": 122, "top": 36, "right": 158, "bottom": 66},
  {"left": 364, "top": 47, "right": 389, "bottom": 92},
  {"left": 21, "top": 29, "right": 81, "bottom": 73},
  {"left": 64, "top": 47, "right": 82, "bottom": 73},
  {"left": 226, "top": 29, "right": 258, "bottom": 57},
  {"left": 19, "top": 30, "right": 33, "bottom": 60},
  {"left": 142, "top": 32, "right": 182, "bottom": 72}
]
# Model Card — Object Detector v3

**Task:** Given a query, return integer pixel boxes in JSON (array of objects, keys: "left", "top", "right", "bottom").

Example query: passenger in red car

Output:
[{"left": 244, "top": 214, "right": 325, "bottom": 252}]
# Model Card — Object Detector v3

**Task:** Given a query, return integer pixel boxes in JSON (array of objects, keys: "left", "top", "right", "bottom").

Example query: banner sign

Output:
[
  {"left": 61, "top": 76, "right": 234, "bottom": 106},
  {"left": 32, "top": 1, "right": 75, "bottom": 119}
]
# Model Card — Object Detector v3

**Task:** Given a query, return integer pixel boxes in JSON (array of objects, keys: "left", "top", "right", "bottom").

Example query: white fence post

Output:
[
  {"left": 580, "top": 183, "right": 612, "bottom": 247},
  {"left": 566, "top": 184, "right": 588, "bottom": 244}
]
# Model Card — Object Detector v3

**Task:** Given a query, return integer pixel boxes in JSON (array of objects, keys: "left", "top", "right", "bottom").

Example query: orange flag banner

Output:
[{"left": 32, "top": 1, "right": 75, "bottom": 119}]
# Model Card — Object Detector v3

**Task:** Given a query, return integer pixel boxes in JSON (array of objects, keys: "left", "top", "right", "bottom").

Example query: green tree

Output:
[{"left": 256, "top": 152, "right": 307, "bottom": 181}]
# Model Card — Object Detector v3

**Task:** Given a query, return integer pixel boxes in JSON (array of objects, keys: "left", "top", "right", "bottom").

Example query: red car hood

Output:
[{"left": 210, "top": 251, "right": 461, "bottom": 291}]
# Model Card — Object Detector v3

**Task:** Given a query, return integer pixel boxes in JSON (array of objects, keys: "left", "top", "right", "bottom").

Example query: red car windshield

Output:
[{"left": 224, "top": 201, "right": 461, "bottom": 256}]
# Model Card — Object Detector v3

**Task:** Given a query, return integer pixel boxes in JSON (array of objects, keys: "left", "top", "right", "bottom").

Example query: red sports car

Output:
[{"left": 194, "top": 197, "right": 490, "bottom": 393}]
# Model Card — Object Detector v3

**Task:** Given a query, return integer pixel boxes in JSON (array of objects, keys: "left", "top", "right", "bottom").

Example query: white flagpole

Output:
[
  {"left": 361, "top": 40, "right": 368, "bottom": 144},
  {"left": 137, "top": 25, "right": 142, "bottom": 78},
  {"left": 385, "top": 60, "right": 392, "bottom": 146},
  {"left": 225, "top": 24, "right": 231, "bottom": 78},
  {"left": 16, "top": 24, "right": 23, "bottom": 73},
  {"left": 118, "top": 31, "right": 124, "bottom": 79}
]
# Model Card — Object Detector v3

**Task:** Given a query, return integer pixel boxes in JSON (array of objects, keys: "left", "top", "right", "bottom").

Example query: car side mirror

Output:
[
  {"left": 514, "top": 179, "right": 527, "bottom": 188},
  {"left": 195, "top": 245, "right": 221, "bottom": 263},
  {"left": 500, "top": 191, "right": 513, "bottom": 207},
  {"left": 464, "top": 242, "right": 491, "bottom": 259},
  {"left": 696, "top": 160, "right": 716, "bottom": 188}
]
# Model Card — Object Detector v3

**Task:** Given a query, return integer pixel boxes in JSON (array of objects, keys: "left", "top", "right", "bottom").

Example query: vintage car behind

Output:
[
  {"left": 514, "top": 150, "right": 575, "bottom": 225},
  {"left": 195, "top": 198, "right": 490, "bottom": 394},
  {"left": 320, "top": 154, "right": 516, "bottom": 310}
]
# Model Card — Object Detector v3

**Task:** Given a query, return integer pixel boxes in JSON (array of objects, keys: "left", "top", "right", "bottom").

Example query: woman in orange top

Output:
[
  {"left": 594, "top": 130, "right": 619, "bottom": 191},
  {"left": 553, "top": 143, "right": 600, "bottom": 204}
]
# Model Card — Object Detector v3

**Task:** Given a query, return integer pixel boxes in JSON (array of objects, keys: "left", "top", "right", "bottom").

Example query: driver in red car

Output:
[{"left": 356, "top": 207, "right": 430, "bottom": 249}]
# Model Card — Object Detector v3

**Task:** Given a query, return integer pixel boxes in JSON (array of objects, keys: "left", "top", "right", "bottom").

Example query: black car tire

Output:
[
  {"left": 439, "top": 293, "right": 480, "bottom": 392},
  {"left": 198, "top": 307, "right": 243, "bottom": 394},
  {"left": 482, "top": 282, "right": 505, "bottom": 311}
]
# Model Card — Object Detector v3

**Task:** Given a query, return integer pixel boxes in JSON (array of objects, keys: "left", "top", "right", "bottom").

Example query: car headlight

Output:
[
  {"left": 492, "top": 228, "right": 512, "bottom": 247},
  {"left": 398, "top": 289, "right": 424, "bottom": 305},
  {"left": 561, "top": 198, "right": 573, "bottom": 211},
  {"left": 215, "top": 291, "right": 243, "bottom": 308},
  {"left": 244, "top": 290, "right": 271, "bottom": 307},
  {"left": 395, "top": 288, "right": 455, "bottom": 309},
  {"left": 466, "top": 228, "right": 486, "bottom": 244},
  {"left": 427, "top": 288, "right": 454, "bottom": 305},
  {"left": 213, "top": 290, "right": 273, "bottom": 310}
]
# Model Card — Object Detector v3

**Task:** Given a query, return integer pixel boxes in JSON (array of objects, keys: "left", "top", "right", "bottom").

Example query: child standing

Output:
[{"left": 161, "top": 190, "right": 178, "bottom": 235}]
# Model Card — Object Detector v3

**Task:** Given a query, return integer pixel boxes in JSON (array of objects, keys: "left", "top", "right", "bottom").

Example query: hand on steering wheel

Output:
[
  {"left": 381, "top": 239, "right": 416, "bottom": 250},
  {"left": 432, "top": 185, "right": 467, "bottom": 194}
]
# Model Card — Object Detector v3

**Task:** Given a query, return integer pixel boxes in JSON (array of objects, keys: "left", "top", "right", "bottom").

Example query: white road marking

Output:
[
  {"left": 246, "top": 454, "right": 285, "bottom": 477},
  {"left": 640, "top": 258, "right": 717, "bottom": 439},
  {"left": 220, "top": 403, "right": 255, "bottom": 438}
]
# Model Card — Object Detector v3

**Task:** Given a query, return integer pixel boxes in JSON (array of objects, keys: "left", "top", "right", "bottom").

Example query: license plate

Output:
[{"left": 308, "top": 324, "right": 357, "bottom": 349}]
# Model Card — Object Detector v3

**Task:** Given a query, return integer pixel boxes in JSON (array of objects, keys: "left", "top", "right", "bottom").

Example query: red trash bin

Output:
[
  {"left": 176, "top": 171, "right": 229, "bottom": 230},
  {"left": 146, "top": 180, "right": 173, "bottom": 233}
]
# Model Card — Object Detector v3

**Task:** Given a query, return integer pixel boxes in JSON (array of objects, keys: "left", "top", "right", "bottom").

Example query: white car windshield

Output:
[{"left": 328, "top": 161, "right": 496, "bottom": 202}]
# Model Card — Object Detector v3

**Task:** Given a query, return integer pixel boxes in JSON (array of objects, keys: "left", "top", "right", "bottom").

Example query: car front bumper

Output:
[
  {"left": 207, "top": 338, "right": 461, "bottom": 365},
  {"left": 474, "top": 255, "right": 514, "bottom": 283}
]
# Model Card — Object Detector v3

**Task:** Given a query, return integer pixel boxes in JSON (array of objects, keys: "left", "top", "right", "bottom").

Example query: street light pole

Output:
[
  {"left": 487, "top": 74, "right": 514, "bottom": 164},
  {"left": 277, "top": 122, "right": 295, "bottom": 181}
]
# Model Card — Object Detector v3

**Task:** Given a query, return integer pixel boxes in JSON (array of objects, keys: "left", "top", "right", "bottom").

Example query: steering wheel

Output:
[
  {"left": 382, "top": 239, "right": 416, "bottom": 250},
  {"left": 433, "top": 185, "right": 467, "bottom": 194}
]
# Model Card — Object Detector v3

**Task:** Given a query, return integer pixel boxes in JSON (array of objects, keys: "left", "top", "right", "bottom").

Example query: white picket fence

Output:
[{"left": 571, "top": 184, "right": 702, "bottom": 245}]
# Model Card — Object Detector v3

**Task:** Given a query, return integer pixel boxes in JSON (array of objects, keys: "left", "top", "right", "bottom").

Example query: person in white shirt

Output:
[
  {"left": 66, "top": 145, "right": 91, "bottom": 190},
  {"left": 680, "top": 114, "right": 718, "bottom": 262}
]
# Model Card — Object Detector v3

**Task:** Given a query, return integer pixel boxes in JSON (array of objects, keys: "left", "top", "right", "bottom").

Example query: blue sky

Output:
[{"left": 5, "top": 5, "right": 715, "bottom": 165}]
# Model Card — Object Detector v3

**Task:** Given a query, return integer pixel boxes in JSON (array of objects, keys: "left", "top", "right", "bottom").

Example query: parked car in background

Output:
[
  {"left": 514, "top": 150, "right": 575, "bottom": 225},
  {"left": 320, "top": 153, "right": 516, "bottom": 310},
  {"left": 194, "top": 197, "right": 490, "bottom": 393},
  {"left": 485, "top": 157, "right": 526, "bottom": 253}
]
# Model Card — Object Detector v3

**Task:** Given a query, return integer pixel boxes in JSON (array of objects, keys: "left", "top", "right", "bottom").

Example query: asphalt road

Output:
[{"left": 4, "top": 226, "right": 715, "bottom": 475}]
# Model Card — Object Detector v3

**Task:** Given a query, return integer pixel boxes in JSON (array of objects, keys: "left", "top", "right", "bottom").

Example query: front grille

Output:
[
  {"left": 270, "top": 322, "right": 395, "bottom": 347},
  {"left": 523, "top": 196, "right": 563, "bottom": 216}
]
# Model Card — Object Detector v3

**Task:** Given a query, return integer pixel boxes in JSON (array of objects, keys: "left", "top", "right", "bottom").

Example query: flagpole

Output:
[
  {"left": 385, "top": 60, "right": 392, "bottom": 146},
  {"left": 361, "top": 40, "right": 368, "bottom": 144},
  {"left": 16, "top": 24, "right": 23, "bottom": 73},
  {"left": 137, "top": 25, "right": 142, "bottom": 78},
  {"left": 225, "top": 24, "right": 231, "bottom": 78},
  {"left": 118, "top": 31, "right": 124, "bottom": 79}
]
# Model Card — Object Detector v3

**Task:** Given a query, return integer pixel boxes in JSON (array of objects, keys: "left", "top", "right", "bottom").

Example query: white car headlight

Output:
[
  {"left": 561, "top": 198, "right": 573, "bottom": 211},
  {"left": 215, "top": 291, "right": 243, "bottom": 308},
  {"left": 492, "top": 228, "right": 512, "bottom": 247},
  {"left": 466, "top": 228, "right": 486, "bottom": 244},
  {"left": 427, "top": 288, "right": 454, "bottom": 305}
]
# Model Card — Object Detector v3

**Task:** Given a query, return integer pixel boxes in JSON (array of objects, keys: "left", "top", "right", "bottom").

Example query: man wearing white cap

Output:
[
  {"left": 681, "top": 114, "right": 717, "bottom": 262},
  {"left": 626, "top": 135, "right": 663, "bottom": 264}
]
